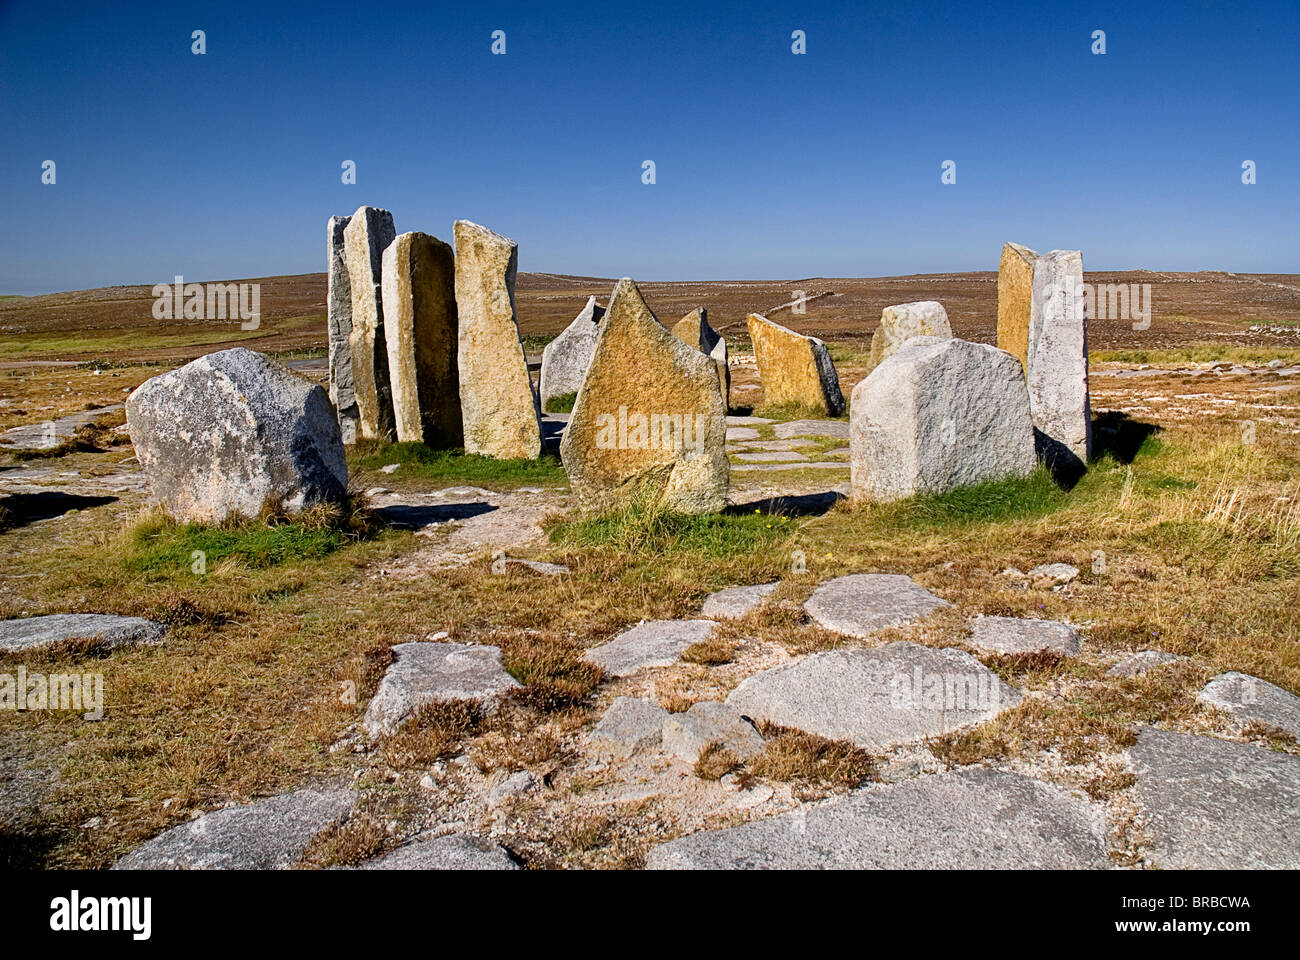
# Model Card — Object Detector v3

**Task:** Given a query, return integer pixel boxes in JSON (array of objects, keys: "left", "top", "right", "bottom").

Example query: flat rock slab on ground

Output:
[
  {"left": 1197, "top": 672, "right": 1300, "bottom": 739},
  {"left": 364, "top": 642, "right": 521, "bottom": 738},
  {"left": 358, "top": 833, "right": 518, "bottom": 870},
  {"left": 1130, "top": 728, "right": 1300, "bottom": 869},
  {"left": 772, "top": 419, "right": 849, "bottom": 440},
  {"left": 804, "top": 573, "right": 951, "bottom": 638},
  {"left": 647, "top": 767, "right": 1108, "bottom": 869},
  {"left": 727, "top": 642, "right": 1020, "bottom": 751},
  {"left": 0, "top": 404, "right": 123, "bottom": 452},
  {"left": 662, "top": 701, "right": 764, "bottom": 763},
  {"left": 114, "top": 789, "right": 354, "bottom": 870},
  {"left": 726, "top": 426, "right": 760, "bottom": 442},
  {"left": 701, "top": 582, "right": 779, "bottom": 620},
  {"left": 968, "top": 615, "right": 1081, "bottom": 656},
  {"left": 1107, "top": 650, "right": 1184, "bottom": 677},
  {"left": 735, "top": 451, "right": 809, "bottom": 463},
  {"left": 0, "top": 614, "right": 165, "bottom": 653},
  {"left": 590, "top": 697, "right": 669, "bottom": 758},
  {"left": 584, "top": 620, "right": 716, "bottom": 677}
]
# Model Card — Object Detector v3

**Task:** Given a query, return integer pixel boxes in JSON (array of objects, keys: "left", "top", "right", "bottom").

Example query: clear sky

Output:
[{"left": 1, "top": 0, "right": 1296, "bottom": 294}]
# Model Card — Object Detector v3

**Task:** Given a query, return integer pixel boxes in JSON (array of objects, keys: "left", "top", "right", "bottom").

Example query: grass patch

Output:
[
  {"left": 680, "top": 636, "right": 737, "bottom": 665},
  {"left": 1094, "top": 345, "right": 1300, "bottom": 366},
  {"left": 544, "top": 392, "right": 577, "bottom": 414},
  {"left": 753, "top": 400, "right": 846, "bottom": 422},
  {"left": 864, "top": 467, "right": 1067, "bottom": 529},
  {"left": 694, "top": 742, "right": 743, "bottom": 780},
  {"left": 749, "top": 722, "right": 877, "bottom": 791},
  {"left": 352, "top": 441, "right": 566, "bottom": 487},
  {"left": 550, "top": 497, "right": 791, "bottom": 559}
]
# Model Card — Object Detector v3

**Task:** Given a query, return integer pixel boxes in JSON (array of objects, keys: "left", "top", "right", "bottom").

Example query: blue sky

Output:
[{"left": 1, "top": 0, "right": 1296, "bottom": 294}]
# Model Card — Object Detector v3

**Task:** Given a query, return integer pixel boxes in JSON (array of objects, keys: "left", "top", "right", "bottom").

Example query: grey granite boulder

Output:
[
  {"left": 114, "top": 789, "right": 354, "bottom": 870},
  {"left": 358, "top": 833, "right": 518, "bottom": 870},
  {"left": 326, "top": 214, "right": 357, "bottom": 441},
  {"left": 539, "top": 296, "right": 604, "bottom": 411},
  {"left": 662, "top": 701, "right": 764, "bottom": 763},
  {"left": 0, "top": 614, "right": 165, "bottom": 653},
  {"left": 584, "top": 620, "right": 716, "bottom": 677},
  {"left": 1106, "top": 650, "right": 1184, "bottom": 678},
  {"left": 646, "top": 767, "right": 1108, "bottom": 869},
  {"left": 869, "top": 300, "right": 952, "bottom": 368},
  {"left": 968, "top": 615, "right": 1081, "bottom": 656},
  {"left": 850, "top": 337, "right": 1036, "bottom": 503},
  {"left": 726, "top": 642, "right": 1020, "bottom": 751},
  {"left": 701, "top": 582, "right": 779, "bottom": 620},
  {"left": 343, "top": 206, "right": 398, "bottom": 441},
  {"left": 126, "top": 348, "right": 347, "bottom": 523},
  {"left": 1131, "top": 728, "right": 1300, "bottom": 869},
  {"left": 590, "top": 697, "right": 669, "bottom": 758},
  {"left": 804, "top": 573, "right": 950, "bottom": 638},
  {"left": 364, "top": 642, "right": 521, "bottom": 739},
  {"left": 1197, "top": 672, "right": 1300, "bottom": 739}
]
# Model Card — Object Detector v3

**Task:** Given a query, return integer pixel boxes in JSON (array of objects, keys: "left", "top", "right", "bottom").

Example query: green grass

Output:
[
  {"left": 752, "top": 400, "right": 848, "bottom": 422},
  {"left": 1094, "top": 345, "right": 1300, "bottom": 366},
  {"left": 550, "top": 500, "right": 792, "bottom": 559},
  {"left": 352, "top": 442, "right": 567, "bottom": 486},
  {"left": 123, "top": 518, "right": 354, "bottom": 574},
  {"left": 867, "top": 467, "right": 1069, "bottom": 530},
  {"left": 545, "top": 392, "right": 577, "bottom": 413},
  {"left": 521, "top": 335, "right": 556, "bottom": 352}
]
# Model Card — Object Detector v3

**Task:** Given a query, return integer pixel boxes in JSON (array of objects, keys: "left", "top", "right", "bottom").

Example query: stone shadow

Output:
[
  {"left": 377, "top": 501, "right": 496, "bottom": 531},
  {"left": 729, "top": 490, "right": 846, "bottom": 517},
  {"left": 1091, "top": 410, "right": 1162, "bottom": 464},
  {"left": 0, "top": 492, "right": 117, "bottom": 531}
]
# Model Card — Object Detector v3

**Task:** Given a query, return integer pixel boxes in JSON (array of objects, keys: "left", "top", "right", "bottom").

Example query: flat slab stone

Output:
[
  {"left": 114, "top": 789, "right": 354, "bottom": 870},
  {"left": 701, "top": 582, "right": 779, "bottom": 620},
  {"left": 0, "top": 404, "right": 123, "bottom": 453},
  {"left": 1107, "top": 650, "right": 1184, "bottom": 677},
  {"left": 584, "top": 620, "right": 716, "bottom": 677},
  {"left": 0, "top": 614, "right": 165, "bottom": 653},
  {"left": 1131, "top": 728, "right": 1300, "bottom": 869},
  {"left": 772, "top": 419, "right": 849, "bottom": 440},
  {"left": 590, "top": 697, "right": 669, "bottom": 758},
  {"left": 968, "top": 615, "right": 1081, "bottom": 656},
  {"left": 734, "top": 451, "right": 809, "bottom": 463},
  {"left": 662, "top": 701, "right": 764, "bottom": 763},
  {"left": 725, "top": 426, "right": 760, "bottom": 442},
  {"left": 731, "top": 461, "right": 850, "bottom": 473},
  {"left": 726, "top": 416, "right": 773, "bottom": 426},
  {"left": 1027, "top": 562, "right": 1079, "bottom": 587},
  {"left": 1198, "top": 672, "right": 1300, "bottom": 739},
  {"left": 726, "top": 642, "right": 1020, "bottom": 751},
  {"left": 804, "top": 574, "right": 950, "bottom": 638},
  {"left": 358, "top": 833, "right": 517, "bottom": 870},
  {"left": 364, "top": 642, "right": 521, "bottom": 738},
  {"left": 646, "top": 767, "right": 1108, "bottom": 869}
]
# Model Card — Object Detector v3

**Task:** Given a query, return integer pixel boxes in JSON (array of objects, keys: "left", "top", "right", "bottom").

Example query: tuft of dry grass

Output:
[
  {"left": 380, "top": 700, "right": 485, "bottom": 769},
  {"left": 749, "top": 722, "right": 877, "bottom": 791},
  {"left": 694, "top": 742, "right": 743, "bottom": 780},
  {"left": 680, "top": 636, "right": 737, "bottom": 665}
]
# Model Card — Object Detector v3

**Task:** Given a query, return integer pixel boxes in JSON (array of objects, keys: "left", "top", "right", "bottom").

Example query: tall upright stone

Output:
[
  {"left": 869, "top": 300, "right": 951, "bottom": 369},
  {"left": 326, "top": 215, "right": 357, "bottom": 443},
  {"left": 672, "top": 308, "right": 730, "bottom": 410},
  {"left": 343, "top": 206, "right": 397, "bottom": 441},
  {"left": 998, "top": 242, "right": 1091, "bottom": 477},
  {"left": 539, "top": 296, "right": 604, "bottom": 411},
  {"left": 747, "top": 313, "right": 844, "bottom": 416},
  {"left": 380, "top": 232, "right": 462, "bottom": 447},
  {"left": 561, "top": 279, "right": 728, "bottom": 514},
  {"left": 453, "top": 220, "right": 542, "bottom": 459}
]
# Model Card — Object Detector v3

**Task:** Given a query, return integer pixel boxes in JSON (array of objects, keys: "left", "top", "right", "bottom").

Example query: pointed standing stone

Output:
[
  {"left": 380, "top": 232, "right": 462, "bottom": 447},
  {"left": 453, "top": 220, "right": 542, "bottom": 459},
  {"left": 869, "top": 300, "right": 951, "bottom": 369},
  {"left": 343, "top": 206, "right": 397, "bottom": 441},
  {"left": 671, "top": 308, "right": 730, "bottom": 410},
  {"left": 326, "top": 215, "right": 357, "bottom": 443},
  {"left": 997, "top": 242, "right": 1091, "bottom": 476},
  {"left": 561, "top": 279, "right": 729, "bottom": 514},
  {"left": 539, "top": 296, "right": 605, "bottom": 411},
  {"left": 747, "top": 313, "right": 844, "bottom": 416}
]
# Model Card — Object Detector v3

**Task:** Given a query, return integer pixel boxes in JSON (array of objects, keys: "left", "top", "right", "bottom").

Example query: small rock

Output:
[
  {"left": 379, "top": 463, "right": 400, "bottom": 474},
  {"left": 804, "top": 574, "right": 951, "bottom": 638},
  {"left": 363, "top": 642, "right": 521, "bottom": 739},
  {"left": 590, "top": 697, "right": 670, "bottom": 759},
  {"left": 486, "top": 770, "right": 536, "bottom": 806},
  {"left": 701, "top": 582, "right": 779, "bottom": 620},
  {"left": 1026, "top": 563, "right": 1079, "bottom": 587},
  {"left": 968, "top": 615, "right": 1081, "bottom": 656},
  {"left": 734, "top": 784, "right": 774, "bottom": 809},
  {"left": 1106, "top": 650, "right": 1183, "bottom": 678},
  {"left": 1198, "top": 672, "right": 1300, "bottom": 739},
  {"left": 584, "top": 620, "right": 717, "bottom": 677},
  {"left": 0, "top": 614, "right": 165, "bottom": 654},
  {"left": 662, "top": 701, "right": 764, "bottom": 763},
  {"left": 358, "top": 833, "right": 518, "bottom": 870}
]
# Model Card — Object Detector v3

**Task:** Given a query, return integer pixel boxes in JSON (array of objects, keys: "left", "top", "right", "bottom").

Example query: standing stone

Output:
[
  {"left": 561, "top": 279, "right": 729, "bottom": 514},
  {"left": 326, "top": 215, "right": 357, "bottom": 443},
  {"left": 671, "top": 308, "right": 730, "bottom": 410},
  {"left": 747, "top": 313, "right": 844, "bottom": 416},
  {"left": 343, "top": 206, "right": 397, "bottom": 441},
  {"left": 126, "top": 348, "right": 347, "bottom": 523},
  {"left": 454, "top": 220, "right": 542, "bottom": 459},
  {"left": 850, "top": 337, "right": 1036, "bottom": 502},
  {"left": 380, "top": 232, "right": 462, "bottom": 447},
  {"left": 997, "top": 242, "right": 1091, "bottom": 475},
  {"left": 539, "top": 296, "right": 604, "bottom": 411},
  {"left": 869, "top": 300, "right": 951, "bottom": 369}
]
